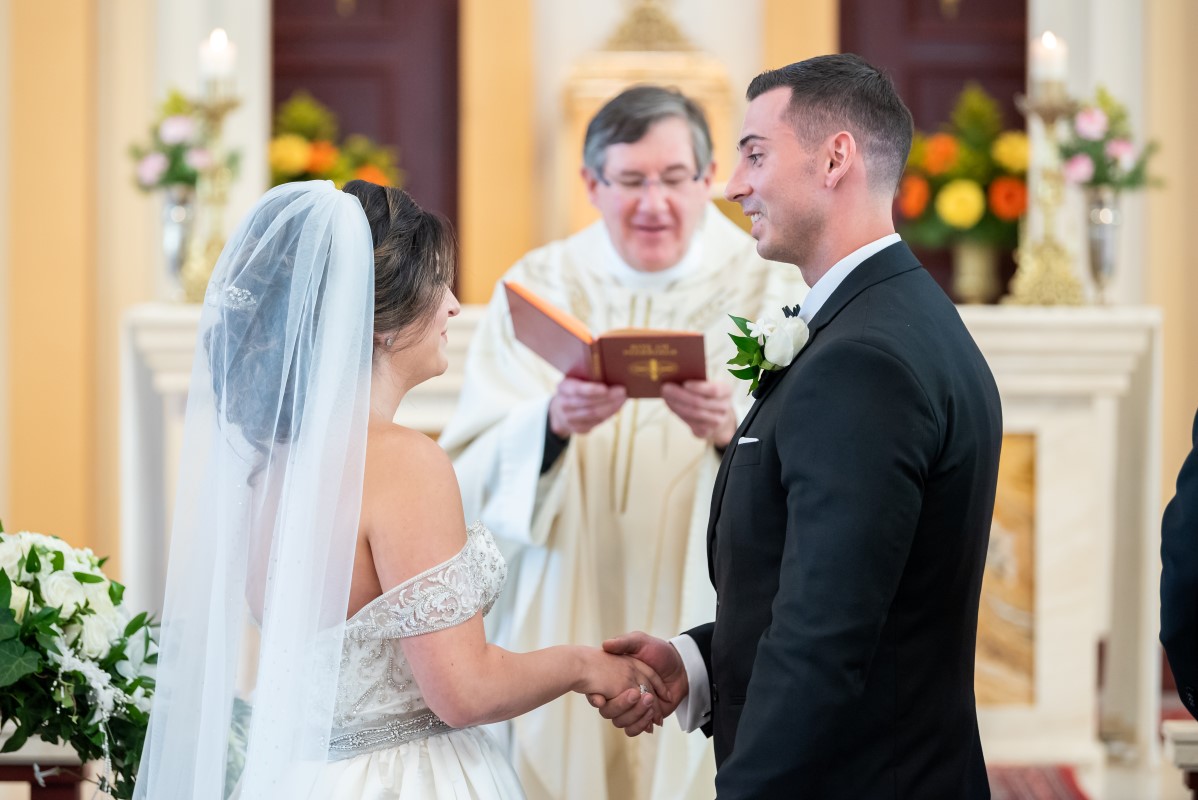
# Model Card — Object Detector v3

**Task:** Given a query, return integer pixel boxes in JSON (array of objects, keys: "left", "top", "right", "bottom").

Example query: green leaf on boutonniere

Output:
[
  {"left": 0, "top": 570, "right": 10, "bottom": 610},
  {"left": 72, "top": 571, "right": 105, "bottom": 584},
  {"left": 24, "top": 547, "right": 40, "bottom": 575},
  {"left": 728, "top": 333, "right": 761, "bottom": 353},
  {"left": 727, "top": 350, "right": 755, "bottom": 367},
  {"left": 50, "top": 551, "right": 65, "bottom": 572},
  {"left": 730, "top": 315, "right": 754, "bottom": 336},
  {"left": 728, "top": 366, "right": 758, "bottom": 381}
]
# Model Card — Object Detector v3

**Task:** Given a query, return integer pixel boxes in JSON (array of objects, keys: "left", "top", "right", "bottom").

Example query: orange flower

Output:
[
  {"left": 987, "top": 176, "right": 1028, "bottom": 221},
  {"left": 353, "top": 164, "right": 391, "bottom": 186},
  {"left": 923, "top": 133, "right": 959, "bottom": 176},
  {"left": 898, "top": 174, "right": 930, "bottom": 219},
  {"left": 307, "top": 140, "right": 339, "bottom": 174}
]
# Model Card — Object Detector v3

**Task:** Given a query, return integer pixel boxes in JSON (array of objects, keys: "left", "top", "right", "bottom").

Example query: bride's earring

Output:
[{"left": 384, "top": 335, "right": 395, "bottom": 347}]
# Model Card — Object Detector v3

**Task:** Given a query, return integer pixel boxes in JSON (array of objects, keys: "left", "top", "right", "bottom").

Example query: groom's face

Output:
[{"left": 725, "top": 87, "right": 825, "bottom": 267}]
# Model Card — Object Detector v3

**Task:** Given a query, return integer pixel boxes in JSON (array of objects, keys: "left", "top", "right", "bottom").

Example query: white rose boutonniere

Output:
[{"left": 727, "top": 313, "right": 810, "bottom": 393}]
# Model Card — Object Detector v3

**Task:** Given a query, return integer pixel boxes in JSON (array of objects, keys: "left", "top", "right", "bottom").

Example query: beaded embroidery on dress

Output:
[{"left": 310, "top": 522, "right": 526, "bottom": 798}]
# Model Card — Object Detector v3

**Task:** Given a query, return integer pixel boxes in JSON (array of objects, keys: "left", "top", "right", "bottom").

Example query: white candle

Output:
[
  {"left": 199, "top": 28, "right": 236, "bottom": 79},
  {"left": 1030, "top": 30, "right": 1067, "bottom": 83}
]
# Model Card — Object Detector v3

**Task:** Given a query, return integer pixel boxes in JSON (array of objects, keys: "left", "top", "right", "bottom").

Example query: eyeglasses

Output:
[{"left": 597, "top": 167, "right": 702, "bottom": 197}]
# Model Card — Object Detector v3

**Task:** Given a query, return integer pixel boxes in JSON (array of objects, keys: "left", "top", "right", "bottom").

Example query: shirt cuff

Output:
[{"left": 669, "top": 634, "right": 711, "bottom": 733}]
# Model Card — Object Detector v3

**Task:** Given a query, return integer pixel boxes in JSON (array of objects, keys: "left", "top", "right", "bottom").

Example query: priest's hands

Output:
[
  {"left": 549, "top": 378, "right": 627, "bottom": 437},
  {"left": 661, "top": 380, "right": 737, "bottom": 448},
  {"left": 587, "top": 632, "right": 689, "bottom": 737}
]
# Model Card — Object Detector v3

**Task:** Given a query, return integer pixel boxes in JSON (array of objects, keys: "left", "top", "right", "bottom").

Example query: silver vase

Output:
[
  {"left": 161, "top": 185, "right": 195, "bottom": 301},
  {"left": 1085, "top": 187, "right": 1120, "bottom": 305}
]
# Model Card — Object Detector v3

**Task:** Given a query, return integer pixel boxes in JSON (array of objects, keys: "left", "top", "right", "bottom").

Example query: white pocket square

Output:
[{"left": 737, "top": 437, "right": 759, "bottom": 445}]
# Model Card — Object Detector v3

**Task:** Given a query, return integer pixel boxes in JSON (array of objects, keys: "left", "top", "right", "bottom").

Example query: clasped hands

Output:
[
  {"left": 587, "top": 632, "right": 688, "bottom": 738},
  {"left": 550, "top": 377, "right": 736, "bottom": 447}
]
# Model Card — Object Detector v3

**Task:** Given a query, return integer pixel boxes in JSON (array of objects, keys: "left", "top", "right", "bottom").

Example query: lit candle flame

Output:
[
  {"left": 209, "top": 28, "right": 228, "bottom": 52},
  {"left": 1041, "top": 30, "right": 1058, "bottom": 50}
]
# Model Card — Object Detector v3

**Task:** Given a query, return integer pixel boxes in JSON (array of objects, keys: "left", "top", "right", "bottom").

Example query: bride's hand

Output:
[{"left": 575, "top": 648, "right": 668, "bottom": 725}]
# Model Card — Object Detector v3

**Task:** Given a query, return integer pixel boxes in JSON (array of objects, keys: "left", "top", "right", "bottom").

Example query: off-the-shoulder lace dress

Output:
[{"left": 310, "top": 522, "right": 525, "bottom": 799}]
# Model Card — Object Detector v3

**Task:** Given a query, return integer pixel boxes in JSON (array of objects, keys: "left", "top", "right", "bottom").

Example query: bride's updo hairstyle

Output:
[{"left": 341, "top": 179, "right": 456, "bottom": 355}]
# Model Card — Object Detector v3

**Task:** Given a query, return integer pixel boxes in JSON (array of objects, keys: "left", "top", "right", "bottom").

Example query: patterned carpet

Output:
[{"left": 988, "top": 765, "right": 1090, "bottom": 800}]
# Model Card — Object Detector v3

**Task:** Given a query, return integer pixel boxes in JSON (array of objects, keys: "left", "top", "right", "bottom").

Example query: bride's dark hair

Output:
[
  {"left": 205, "top": 182, "right": 455, "bottom": 471},
  {"left": 341, "top": 179, "right": 457, "bottom": 353}
]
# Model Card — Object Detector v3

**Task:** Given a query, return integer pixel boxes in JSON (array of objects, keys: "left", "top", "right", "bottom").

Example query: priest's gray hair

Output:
[{"left": 583, "top": 85, "right": 713, "bottom": 178}]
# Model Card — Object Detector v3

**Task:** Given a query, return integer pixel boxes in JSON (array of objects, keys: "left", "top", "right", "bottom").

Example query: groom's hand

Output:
[{"left": 587, "top": 632, "right": 688, "bottom": 737}]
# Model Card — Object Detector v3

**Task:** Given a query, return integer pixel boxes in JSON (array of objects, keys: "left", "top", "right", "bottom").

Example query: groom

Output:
[{"left": 590, "top": 54, "right": 1002, "bottom": 798}]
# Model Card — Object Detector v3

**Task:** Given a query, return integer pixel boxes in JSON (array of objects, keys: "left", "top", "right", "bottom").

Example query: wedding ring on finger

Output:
[{"left": 638, "top": 683, "right": 649, "bottom": 695}]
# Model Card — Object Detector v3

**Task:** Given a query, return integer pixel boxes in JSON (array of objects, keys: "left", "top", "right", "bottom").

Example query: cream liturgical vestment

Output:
[{"left": 439, "top": 206, "right": 806, "bottom": 800}]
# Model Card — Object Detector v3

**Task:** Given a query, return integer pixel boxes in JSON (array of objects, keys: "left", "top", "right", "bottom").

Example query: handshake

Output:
[{"left": 583, "top": 632, "right": 688, "bottom": 737}]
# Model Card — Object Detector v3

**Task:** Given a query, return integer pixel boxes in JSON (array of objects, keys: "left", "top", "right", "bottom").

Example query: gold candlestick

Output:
[
  {"left": 180, "top": 80, "right": 240, "bottom": 303},
  {"left": 1003, "top": 81, "right": 1084, "bottom": 305}
]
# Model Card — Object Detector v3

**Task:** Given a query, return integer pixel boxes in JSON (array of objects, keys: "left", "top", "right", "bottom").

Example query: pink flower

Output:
[
  {"left": 1074, "top": 107, "right": 1108, "bottom": 141},
  {"left": 158, "top": 115, "right": 195, "bottom": 146},
  {"left": 1062, "top": 153, "right": 1096, "bottom": 184},
  {"left": 1105, "top": 138, "right": 1136, "bottom": 171},
  {"left": 136, "top": 152, "right": 169, "bottom": 187},
  {"left": 185, "top": 147, "right": 213, "bottom": 171}
]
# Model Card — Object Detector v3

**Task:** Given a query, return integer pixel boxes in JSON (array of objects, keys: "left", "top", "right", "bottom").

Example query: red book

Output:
[{"left": 504, "top": 280, "right": 706, "bottom": 398}]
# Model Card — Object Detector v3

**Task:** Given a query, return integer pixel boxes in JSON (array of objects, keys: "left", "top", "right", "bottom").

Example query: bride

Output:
[{"left": 133, "top": 180, "right": 665, "bottom": 798}]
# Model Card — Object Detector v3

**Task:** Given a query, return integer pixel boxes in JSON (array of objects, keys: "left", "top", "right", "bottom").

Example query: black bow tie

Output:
[{"left": 782, "top": 304, "right": 801, "bottom": 319}]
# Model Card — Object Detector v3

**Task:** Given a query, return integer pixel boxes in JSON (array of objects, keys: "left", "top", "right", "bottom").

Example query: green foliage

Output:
[
  {"left": 950, "top": 83, "right": 1003, "bottom": 151},
  {"left": 0, "top": 534, "right": 157, "bottom": 800},
  {"left": 274, "top": 91, "right": 339, "bottom": 141}
]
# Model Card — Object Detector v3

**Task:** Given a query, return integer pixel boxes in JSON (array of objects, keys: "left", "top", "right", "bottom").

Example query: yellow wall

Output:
[
  {"left": 1146, "top": 0, "right": 1198, "bottom": 501},
  {"left": 7, "top": 1, "right": 98, "bottom": 548},
  {"left": 0, "top": 0, "right": 11, "bottom": 519},
  {"left": 764, "top": 0, "right": 839, "bottom": 68},
  {"left": 458, "top": 0, "right": 535, "bottom": 304}
]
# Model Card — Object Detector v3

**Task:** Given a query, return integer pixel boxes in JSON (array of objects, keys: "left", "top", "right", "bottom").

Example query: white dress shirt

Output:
[{"left": 669, "top": 232, "right": 903, "bottom": 733}]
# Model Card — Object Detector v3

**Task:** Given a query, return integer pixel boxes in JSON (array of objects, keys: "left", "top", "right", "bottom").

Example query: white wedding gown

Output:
[{"left": 309, "top": 523, "right": 526, "bottom": 799}]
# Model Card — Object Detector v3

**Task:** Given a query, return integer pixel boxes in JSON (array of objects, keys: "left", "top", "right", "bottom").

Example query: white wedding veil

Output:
[{"left": 134, "top": 181, "right": 375, "bottom": 798}]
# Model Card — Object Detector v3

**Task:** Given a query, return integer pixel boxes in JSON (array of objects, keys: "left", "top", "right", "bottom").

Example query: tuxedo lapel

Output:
[{"left": 704, "top": 241, "right": 924, "bottom": 584}]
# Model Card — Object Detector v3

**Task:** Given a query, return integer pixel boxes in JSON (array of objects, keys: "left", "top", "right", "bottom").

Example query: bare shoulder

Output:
[{"left": 363, "top": 423, "right": 467, "bottom": 587}]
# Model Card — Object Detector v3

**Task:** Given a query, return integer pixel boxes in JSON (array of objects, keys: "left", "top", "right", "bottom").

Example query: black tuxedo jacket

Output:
[
  {"left": 1162, "top": 408, "right": 1198, "bottom": 718},
  {"left": 687, "top": 242, "right": 1001, "bottom": 799}
]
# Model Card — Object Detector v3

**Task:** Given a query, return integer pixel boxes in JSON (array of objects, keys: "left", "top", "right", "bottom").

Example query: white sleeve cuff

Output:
[{"left": 669, "top": 634, "right": 711, "bottom": 733}]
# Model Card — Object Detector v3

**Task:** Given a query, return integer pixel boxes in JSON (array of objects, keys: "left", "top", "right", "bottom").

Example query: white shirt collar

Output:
[
  {"left": 798, "top": 233, "right": 902, "bottom": 324},
  {"left": 600, "top": 210, "right": 705, "bottom": 291}
]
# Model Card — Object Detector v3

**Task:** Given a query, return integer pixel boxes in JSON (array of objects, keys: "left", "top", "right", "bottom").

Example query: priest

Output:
[{"left": 439, "top": 85, "right": 805, "bottom": 800}]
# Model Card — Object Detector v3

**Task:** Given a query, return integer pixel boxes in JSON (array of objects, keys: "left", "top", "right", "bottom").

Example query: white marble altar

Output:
[{"left": 120, "top": 302, "right": 1164, "bottom": 769}]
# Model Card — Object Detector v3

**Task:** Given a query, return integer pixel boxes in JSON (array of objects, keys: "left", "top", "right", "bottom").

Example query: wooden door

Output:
[
  {"left": 839, "top": 0, "right": 1028, "bottom": 295},
  {"left": 273, "top": 0, "right": 459, "bottom": 225}
]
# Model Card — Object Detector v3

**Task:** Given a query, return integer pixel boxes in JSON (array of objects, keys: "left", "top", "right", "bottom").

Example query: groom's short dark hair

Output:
[{"left": 747, "top": 53, "right": 913, "bottom": 196}]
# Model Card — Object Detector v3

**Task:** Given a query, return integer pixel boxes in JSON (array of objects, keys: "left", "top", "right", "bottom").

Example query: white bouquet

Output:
[{"left": 0, "top": 521, "right": 155, "bottom": 799}]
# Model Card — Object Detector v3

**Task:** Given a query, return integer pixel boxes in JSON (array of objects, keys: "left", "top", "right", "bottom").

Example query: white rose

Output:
[
  {"left": 81, "top": 580, "right": 122, "bottom": 626},
  {"left": 39, "top": 572, "right": 87, "bottom": 618},
  {"left": 0, "top": 539, "right": 24, "bottom": 579},
  {"left": 79, "top": 613, "right": 118, "bottom": 660},
  {"left": 763, "top": 319, "right": 810, "bottom": 368},
  {"left": 116, "top": 629, "right": 155, "bottom": 681},
  {"left": 9, "top": 584, "right": 31, "bottom": 623}
]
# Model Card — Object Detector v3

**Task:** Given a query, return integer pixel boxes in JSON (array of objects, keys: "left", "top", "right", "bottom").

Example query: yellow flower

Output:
[
  {"left": 991, "top": 131, "right": 1030, "bottom": 174},
  {"left": 935, "top": 179, "right": 986, "bottom": 230},
  {"left": 269, "top": 134, "right": 312, "bottom": 176}
]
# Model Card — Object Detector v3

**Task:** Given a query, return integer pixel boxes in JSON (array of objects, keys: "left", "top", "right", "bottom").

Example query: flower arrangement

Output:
[
  {"left": 129, "top": 89, "right": 237, "bottom": 192},
  {"left": 896, "top": 84, "right": 1029, "bottom": 250},
  {"left": 269, "top": 91, "right": 403, "bottom": 187},
  {"left": 0, "top": 522, "right": 155, "bottom": 800},
  {"left": 1059, "top": 87, "right": 1158, "bottom": 192},
  {"left": 727, "top": 312, "right": 809, "bottom": 393}
]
